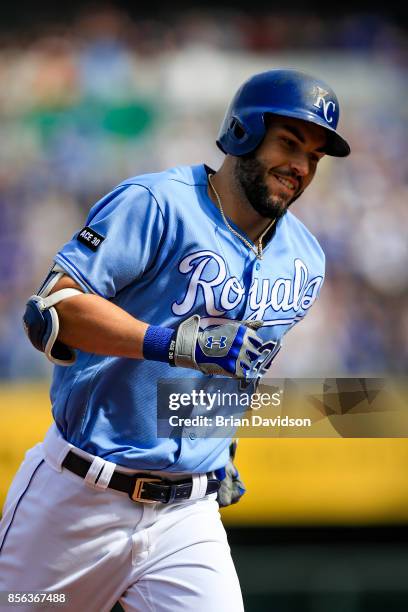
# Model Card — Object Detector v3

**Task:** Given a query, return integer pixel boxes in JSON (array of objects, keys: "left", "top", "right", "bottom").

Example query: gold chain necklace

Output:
[{"left": 208, "top": 173, "right": 275, "bottom": 260}]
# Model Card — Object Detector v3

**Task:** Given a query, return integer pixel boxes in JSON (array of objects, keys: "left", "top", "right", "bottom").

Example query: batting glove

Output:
[
  {"left": 171, "top": 314, "right": 263, "bottom": 377},
  {"left": 216, "top": 440, "right": 246, "bottom": 507}
]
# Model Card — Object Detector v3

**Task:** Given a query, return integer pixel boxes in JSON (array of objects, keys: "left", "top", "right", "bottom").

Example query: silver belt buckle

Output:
[{"left": 131, "top": 477, "right": 161, "bottom": 503}]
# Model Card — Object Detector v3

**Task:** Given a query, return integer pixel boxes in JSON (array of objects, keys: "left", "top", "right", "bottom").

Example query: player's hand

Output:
[
  {"left": 172, "top": 314, "right": 263, "bottom": 377},
  {"left": 216, "top": 440, "right": 246, "bottom": 507}
]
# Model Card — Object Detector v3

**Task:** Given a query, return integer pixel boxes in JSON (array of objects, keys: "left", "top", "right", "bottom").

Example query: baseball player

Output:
[{"left": 0, "top": 69, "right": 350, "bottom": 611}]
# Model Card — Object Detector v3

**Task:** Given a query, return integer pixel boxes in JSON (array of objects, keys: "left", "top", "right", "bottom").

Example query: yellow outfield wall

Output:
[{"left": 1, "top": 383, "right": 408, "bottom": 526}]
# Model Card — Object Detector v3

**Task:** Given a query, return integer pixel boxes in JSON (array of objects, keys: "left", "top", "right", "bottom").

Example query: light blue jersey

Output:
[{"left": 51, "top": 164, "right": 325, "bottom": 472}]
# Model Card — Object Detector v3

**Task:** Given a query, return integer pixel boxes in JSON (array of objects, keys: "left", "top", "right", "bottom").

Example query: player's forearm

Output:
[
  {"left": 55, "top": 293, "right": 149, "bottom": 359},
  {"left": 45, "top": 273, "right": 150, "bottom": 358},
  {"left": 32, "top": 274, "right": 264, "bottom": 374}
]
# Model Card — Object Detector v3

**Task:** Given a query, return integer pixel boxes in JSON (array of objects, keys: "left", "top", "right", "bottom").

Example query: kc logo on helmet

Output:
[{"left": 313, "top": 87, "right": 336, "bottom": 124}]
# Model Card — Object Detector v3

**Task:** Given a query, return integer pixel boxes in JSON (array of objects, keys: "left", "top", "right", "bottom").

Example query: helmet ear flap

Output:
[
  {"left": 229, "top": 118, "right": 246, "bottom": 140},
  {"left": 217, "top": 107, "right": 266, "bottom": 156}
]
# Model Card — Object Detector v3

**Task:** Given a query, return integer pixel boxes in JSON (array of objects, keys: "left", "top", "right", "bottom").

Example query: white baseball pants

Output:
[{"left": 0, "top": 426, "right": 244, "bottom": 612}]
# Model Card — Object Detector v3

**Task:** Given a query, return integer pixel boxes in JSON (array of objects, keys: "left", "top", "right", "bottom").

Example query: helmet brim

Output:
[{"left": 324, "top": 130, "right": 351, "bottom": 157}]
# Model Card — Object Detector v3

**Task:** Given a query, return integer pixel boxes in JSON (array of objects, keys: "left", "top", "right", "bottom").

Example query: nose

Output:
[{"left": 289, "top": 151, "right": 310, "bottom": 177}]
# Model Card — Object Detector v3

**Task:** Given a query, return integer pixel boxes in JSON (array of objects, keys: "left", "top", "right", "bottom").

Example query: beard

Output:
[{"left": 234, "top": 155, "right": 298, "bottom": 220}]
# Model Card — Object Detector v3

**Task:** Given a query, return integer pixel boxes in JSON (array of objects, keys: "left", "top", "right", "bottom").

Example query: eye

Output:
[{"left": 280, "top": 136, "right": 295, "bottom": 147}]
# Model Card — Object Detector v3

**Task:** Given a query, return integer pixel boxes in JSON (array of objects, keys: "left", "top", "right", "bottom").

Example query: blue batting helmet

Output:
[{"left": 217, "top": 69, "right": 350, "bottom": 157}]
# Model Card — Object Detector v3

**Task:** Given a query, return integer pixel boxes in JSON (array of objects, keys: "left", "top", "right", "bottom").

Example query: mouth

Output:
[{"left": 272, "top": 173, "right": 298, "bottom": 194}]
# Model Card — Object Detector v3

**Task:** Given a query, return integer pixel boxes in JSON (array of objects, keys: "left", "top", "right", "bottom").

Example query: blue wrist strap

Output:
[{"left": 143, "top": 325, "right": 175, "bottom": 363}]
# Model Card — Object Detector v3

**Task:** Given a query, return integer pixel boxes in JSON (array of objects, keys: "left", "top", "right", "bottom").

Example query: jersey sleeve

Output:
[{"left": 54, "top": 184, "right": 165, "bottom": 298}]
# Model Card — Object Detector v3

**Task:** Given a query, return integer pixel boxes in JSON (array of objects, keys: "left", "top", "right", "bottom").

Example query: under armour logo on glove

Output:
[
  {"left": 205, "top": 336, "right": 227, "bottom": 349},
  {"left": 171, "top": 314, "right": 264, "bottom": 378}
]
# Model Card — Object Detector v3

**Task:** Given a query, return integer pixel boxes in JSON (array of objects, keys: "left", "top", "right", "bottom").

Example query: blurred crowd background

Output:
[{"left": 0, "top": 3, "right": 406, "bottom": 380}]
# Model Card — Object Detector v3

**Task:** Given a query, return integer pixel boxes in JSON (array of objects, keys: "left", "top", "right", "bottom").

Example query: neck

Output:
[{"left": 207, "top": 159, "right": 273, "bottom": 242}]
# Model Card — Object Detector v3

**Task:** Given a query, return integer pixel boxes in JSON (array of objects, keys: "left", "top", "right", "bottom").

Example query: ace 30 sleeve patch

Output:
[{"left": 77, "top": 227, "right": 105, "bottom": 252}]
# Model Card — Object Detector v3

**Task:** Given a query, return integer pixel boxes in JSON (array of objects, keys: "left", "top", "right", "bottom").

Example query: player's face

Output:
[{"left": 234, "top": 116, "right": 327, "bottom": 220}]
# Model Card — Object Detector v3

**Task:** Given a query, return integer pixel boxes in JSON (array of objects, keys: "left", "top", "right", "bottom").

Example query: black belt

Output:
[{"left": 62, "top": 451, "right": 220, "bottom": 504}]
